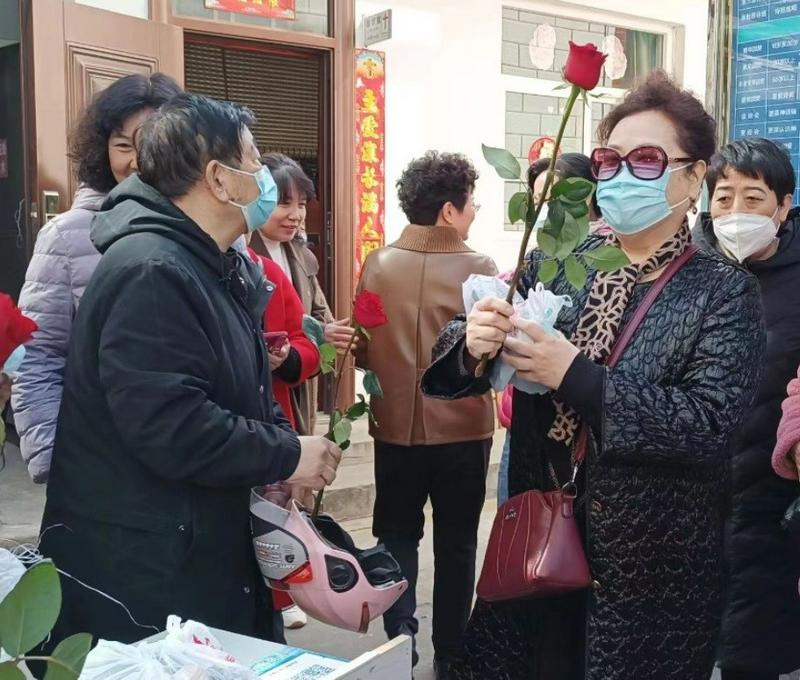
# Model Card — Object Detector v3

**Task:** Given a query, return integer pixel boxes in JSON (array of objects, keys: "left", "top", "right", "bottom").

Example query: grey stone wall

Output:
[
  {"left": 504, "top": 91, "right": 585, "bottom": 231},
  {"left": 592, "top": 101, "right": 615, "bottom": 145},
  {"left": 502, "top": 6, "right": 616, "bottom": 88},
  {"left": 501, "top": 6, "right": 642, "bottom": 230}
]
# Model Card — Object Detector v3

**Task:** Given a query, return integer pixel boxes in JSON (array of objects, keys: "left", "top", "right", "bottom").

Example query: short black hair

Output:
[
  {"left": 261, "top": 153, "right": 316, "bottom": 202},
  {"left": 137, "top": 93, "right": 256, "bottom": 198},
  {"left": 527, "top": 152, "right": 600, "bottom": 216},
  {"left": 69, "top": 72, "right": 181, "bottom": 193},
  {"left": 396, "top": 151, "right": 478, "bottom": 225},
  {"left": 707, "top": 137, "right": 796, "bottom": 201}
]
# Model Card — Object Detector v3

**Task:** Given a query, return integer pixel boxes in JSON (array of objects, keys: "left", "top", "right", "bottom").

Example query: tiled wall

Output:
[
  {"left": 502, "top": 6, "right": 620, "bottom": 230},
  {"left": 501, "top": 6, "right": 617, "bottom": 87}
]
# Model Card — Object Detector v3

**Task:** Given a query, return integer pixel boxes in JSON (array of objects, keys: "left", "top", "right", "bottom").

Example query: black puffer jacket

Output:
[
  {"left": 422, "top": 235, "right": 765, "bottom": 680},
  {"left": 695, "top": 211, "right": 800, "bottom": 674},
  {"left": 40, "top": 175, "right": 300, "bottom": 646}
]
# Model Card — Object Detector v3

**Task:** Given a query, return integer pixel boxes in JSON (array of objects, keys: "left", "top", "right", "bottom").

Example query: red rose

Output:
[
  {"left": 0, "top": 293, "right": 37, "bottom": 368},
  {"left": 353, "top": 290, "right": 388, "bottom": 329},
  {"left": 563, "top": 41, "right": 607, "bottom": 91}
]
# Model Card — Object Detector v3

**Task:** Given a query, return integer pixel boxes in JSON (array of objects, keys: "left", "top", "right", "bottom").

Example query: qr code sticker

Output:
[{"left": 293, "top": 665, "right": 339, "bottom": 679}]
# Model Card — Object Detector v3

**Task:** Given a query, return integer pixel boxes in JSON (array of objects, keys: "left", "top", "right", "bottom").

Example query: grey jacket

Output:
[{"left": 12, "top": 187, "right": 106, "bottom": 482}]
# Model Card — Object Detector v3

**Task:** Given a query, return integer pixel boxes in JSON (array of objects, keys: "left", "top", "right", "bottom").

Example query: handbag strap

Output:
[{"left": 572, "top": 244, "right": 699, "bottom": 466}]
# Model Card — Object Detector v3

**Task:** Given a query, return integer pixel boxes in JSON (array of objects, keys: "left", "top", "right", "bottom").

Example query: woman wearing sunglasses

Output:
[{"left": 422, "top": 71, "right": 765, "bottom": 680}]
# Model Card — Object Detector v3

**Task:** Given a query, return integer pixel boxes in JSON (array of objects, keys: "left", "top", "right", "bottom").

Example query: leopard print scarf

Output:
[{"left": 548, "top": 224, "right": 692, "bottom": 445}]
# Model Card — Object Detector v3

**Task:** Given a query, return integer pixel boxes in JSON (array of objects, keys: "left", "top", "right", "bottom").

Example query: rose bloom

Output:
[
  {"left": 563, "top": 41, "right": 606, "bottom": 91},
  {"left": 353, "top": 290, "right": 388, "bottom": 329},
  {"left": 0, "top": 293, "right": 37, "bottom": 367}
]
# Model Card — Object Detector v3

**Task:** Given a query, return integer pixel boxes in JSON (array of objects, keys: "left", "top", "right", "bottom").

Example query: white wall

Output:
[
  {"left": 75, "top": 0, "right": 149, "bottom": 19},
  {"left": 357, "top": 0, "right": 709, "bottom": 272}
]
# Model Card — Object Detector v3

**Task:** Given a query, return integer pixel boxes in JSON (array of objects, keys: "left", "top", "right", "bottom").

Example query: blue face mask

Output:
[
  {"left": 3, "top": 345, "right": 25, "bottom": 374},
  {"left": 222, "top": 164, "right": 279, "bottom": 233},
  {"left": 596, "top": 165, "right": 690, "bottom": 235}
]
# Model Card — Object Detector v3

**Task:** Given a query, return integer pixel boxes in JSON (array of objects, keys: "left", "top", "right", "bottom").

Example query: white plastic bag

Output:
[
  {"left": 462, "top": 275, "right": 572, "bottom": 395},
  {"left": 80, "top": 640, "right": 171, "bottom": 680},
  {"left": 0, "top": 549, "right": 26, "bottom": 663},
  {"left": 0, "top": 548, "right": 26, "bottom": 604},
  {"left": 157, "top": 617, "right": 257, "bottom": 679},
  {"left": 80, "top": 617, "right": 258, "bottom": 679}
]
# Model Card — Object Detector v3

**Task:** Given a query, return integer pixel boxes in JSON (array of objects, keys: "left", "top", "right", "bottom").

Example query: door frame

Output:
[
  {"left": 155, "top": 0, "right": 355, "bottom": 318},
  {"left": 19, "top": 0, "right": 184, "bottom": 248},
  {"left": 19, "top": 0, "right": 36, "bottom": 259},
  {"left": 153, "top": 0, "right": 356, "bottom": 404},
  {"left": 182, "top": 32, "right": 333, "bottom": 295}
]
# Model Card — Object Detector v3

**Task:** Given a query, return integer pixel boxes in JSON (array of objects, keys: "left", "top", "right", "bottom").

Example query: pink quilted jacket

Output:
[{"left": 773, "top": 367, "right": 800, "bottom": 479}]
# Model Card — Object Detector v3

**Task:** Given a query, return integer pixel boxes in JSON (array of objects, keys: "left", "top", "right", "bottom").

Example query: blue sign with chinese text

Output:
[{"left": 731, "top": 0, "right": 800, "bottom": 201}]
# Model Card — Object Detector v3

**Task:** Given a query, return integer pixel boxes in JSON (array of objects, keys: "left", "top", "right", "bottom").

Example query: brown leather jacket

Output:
[{"left": 356, "top": 224, "right": 497, "bottom": 446}]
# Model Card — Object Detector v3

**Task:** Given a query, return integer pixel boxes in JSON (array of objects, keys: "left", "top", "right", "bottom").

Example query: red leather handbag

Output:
[{"left": 477, "top": 245, "right": 699, "bottom": 603}]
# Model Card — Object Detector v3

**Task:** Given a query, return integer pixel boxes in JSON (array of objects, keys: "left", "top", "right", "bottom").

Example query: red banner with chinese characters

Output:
[
  {"left": 204, "top": 0, "right": 296, "bottom": 20},
  {"left": 354, "top": 49, "right": 386, "bottom": 286}
]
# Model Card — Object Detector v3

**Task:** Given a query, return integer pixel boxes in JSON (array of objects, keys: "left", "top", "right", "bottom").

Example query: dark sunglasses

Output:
[{"left": 590, "top": 145, "right": 694, "bottom": 181}]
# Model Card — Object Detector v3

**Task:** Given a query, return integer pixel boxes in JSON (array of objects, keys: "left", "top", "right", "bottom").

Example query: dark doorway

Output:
[
  {"left": 183, "top": 34, "right": 332, "bottom": 301},
  {"left": 0, "top": 0, "right": 26, "bottom": 300}
]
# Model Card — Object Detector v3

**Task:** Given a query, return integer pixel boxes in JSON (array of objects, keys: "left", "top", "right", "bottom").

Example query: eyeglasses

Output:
[
  {"left": 472, "top": 200, "right": 481, "bottom": 213},
  {"left": 590, "top": 145, "right": 694, "bottom": 182}
]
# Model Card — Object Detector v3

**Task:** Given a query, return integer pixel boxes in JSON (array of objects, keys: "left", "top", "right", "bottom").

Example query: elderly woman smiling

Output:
[{"left": 422, "top": 71, "right": 765, "bottom": 680}]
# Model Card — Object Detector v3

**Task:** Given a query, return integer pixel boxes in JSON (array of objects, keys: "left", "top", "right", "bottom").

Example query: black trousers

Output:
[{"left": 372, "top": 438, "right": 491, "bottom": 660}]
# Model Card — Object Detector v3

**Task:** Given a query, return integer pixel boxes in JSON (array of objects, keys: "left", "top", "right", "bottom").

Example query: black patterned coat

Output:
[
  {"left": 696, "top": 213, "right": 800, "bottom": 674},
  {"left": 421, "top": 236, "right": 766, "bottom": 680}
]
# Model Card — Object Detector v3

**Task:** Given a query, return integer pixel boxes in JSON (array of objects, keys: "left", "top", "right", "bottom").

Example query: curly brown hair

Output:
[
  {"left": 396, "top": 151, "right": 478, "bottom": 225},
  {"left": 68, "top": 72, "right": 181, "bottom": 193},
  {"left": 596, "top": 71, "right": 716, "bottom": 164}
]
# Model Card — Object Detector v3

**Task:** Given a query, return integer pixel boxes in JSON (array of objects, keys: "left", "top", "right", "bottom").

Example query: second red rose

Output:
[{"left": 353, "top": 290, "right": 388, "bottom": 329}]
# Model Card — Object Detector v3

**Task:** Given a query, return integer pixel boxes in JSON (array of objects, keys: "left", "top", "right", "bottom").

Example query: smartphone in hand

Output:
[{"left": 264, "top": 331, "right": 289, "bottom": 354}]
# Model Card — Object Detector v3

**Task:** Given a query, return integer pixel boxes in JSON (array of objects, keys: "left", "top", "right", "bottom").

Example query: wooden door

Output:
[{"left": 23, "top": 0, "right": 183, "bottom": 240}]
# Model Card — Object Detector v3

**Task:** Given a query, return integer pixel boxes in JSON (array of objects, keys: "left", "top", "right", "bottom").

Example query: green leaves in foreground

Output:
[
  {"left": 485, "top": 139, "right": 629, "bottom": 291},
  {"left": 482, "top": 144, "right": 521, "bottom": 181},
  {"left": 44, "top": 634, "right": 93, "bottom": 680},
  {"left": 536, "top": 244, "right": 630, "bottom": 289},
  {"left": 552, "top": 176, "right": 594, "bottom": 203},
  {"left": 564, "top": 255, "right": 587, "bottom": 290},
  {"left": 0, "top": 662, "right": 26, "bottom": 680},
  {"left": 301, "top": 314, "right": 325, "bottom": 347},
  {"left": 362, "top": 370, "right": 383, "bottom": 399},
  {"left": 583, "top": 245, "right": 631, "bottom": 272},
  {"left": 0, "top": 561, "right": 61, "bottom": 657},
  {"left": 318, "top": 343, "right": 337, "bottom": 375},
  {"left": 0, "top": 560, "right": 92, "bottom": 680},
  {"left": 508, "top": 191, "right": 528, "bottom": 224}
]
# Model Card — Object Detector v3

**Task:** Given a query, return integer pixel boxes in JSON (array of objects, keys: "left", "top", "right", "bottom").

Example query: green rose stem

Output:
[
  {"left": 475, "top": 83, "right": 581, "bottom": 378},
  {"left": 312, "top": 326, "right": 360, "bottom": 519}
]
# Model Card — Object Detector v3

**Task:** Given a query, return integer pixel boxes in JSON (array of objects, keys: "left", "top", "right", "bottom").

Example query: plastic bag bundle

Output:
[
  {"left": 462, "top": 274, "right": 573, "bottom": 395},
  {"left": 80, "top": 617, "right": 258, "bottom": 679},
  {"left": 79, "top": 641, "right": 172, "bottom": 680},
  {"left": 0, "top": 548, "right": 26, "bottom": 603},
  {"left": 0, "top": 548, "right": 27, "bottom": 663}
]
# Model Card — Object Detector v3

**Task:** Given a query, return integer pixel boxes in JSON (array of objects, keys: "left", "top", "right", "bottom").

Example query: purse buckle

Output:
[
  {"left": 560, "top": 462, "right": 580, "bottom": 499},
  {"left": 561, "top": 481, "right": 578, "bottom": 500}
]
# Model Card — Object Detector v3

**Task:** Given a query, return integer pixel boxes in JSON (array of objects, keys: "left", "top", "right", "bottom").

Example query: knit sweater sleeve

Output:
[{"left": 773, "top": 368, "right": 800, "bottom": 480}]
